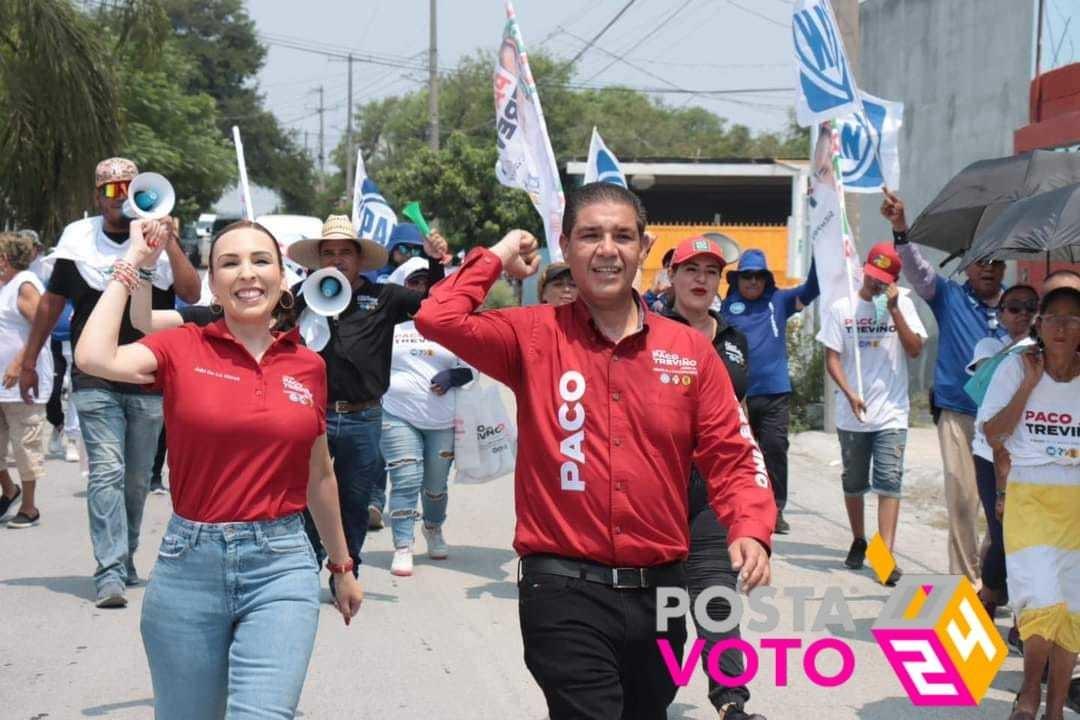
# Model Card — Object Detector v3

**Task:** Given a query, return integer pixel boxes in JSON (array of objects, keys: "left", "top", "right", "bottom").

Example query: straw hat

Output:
[{"left": 287, "top": 214, "right": 390, "bottom": 272}]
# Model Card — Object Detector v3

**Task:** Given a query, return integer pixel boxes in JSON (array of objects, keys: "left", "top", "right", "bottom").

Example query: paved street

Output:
[{"left": 0, "top": 413, "right": 1054, "bottom": 719}]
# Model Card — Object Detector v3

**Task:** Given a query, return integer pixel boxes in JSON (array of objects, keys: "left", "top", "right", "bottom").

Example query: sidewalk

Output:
[{"left": 0, "top": 424, "right": 1052, "bottom": 719}]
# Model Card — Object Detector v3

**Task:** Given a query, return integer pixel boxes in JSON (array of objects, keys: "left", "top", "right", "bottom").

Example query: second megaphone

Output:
[
  {"left": 300, "top": 267, "right": 351, "bottom": 316},
  {"left": 122, "top": 173, "right": 176, "bottom": 220}
]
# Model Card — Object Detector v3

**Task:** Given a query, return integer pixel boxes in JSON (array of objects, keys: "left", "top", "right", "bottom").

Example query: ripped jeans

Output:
[{"left": 381, "top": 412, "right": 454, "bottom": 549}]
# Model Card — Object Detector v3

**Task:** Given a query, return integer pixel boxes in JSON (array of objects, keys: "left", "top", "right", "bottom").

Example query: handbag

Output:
[{"left": 452, "top": 379, "right": 517, "bottom": 483}]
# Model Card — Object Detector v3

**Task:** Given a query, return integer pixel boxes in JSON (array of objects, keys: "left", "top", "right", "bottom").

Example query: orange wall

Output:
[{"left": 641, "top": 223, "right": 794, "bottom": 296}]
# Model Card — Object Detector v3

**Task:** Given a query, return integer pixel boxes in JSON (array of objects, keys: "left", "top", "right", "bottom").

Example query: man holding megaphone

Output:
[
  {"left": 286, "top": 215, "right": 449, "bottom": 596},
  {"left": 18, "top": 157, "right": 201, "bottom": 609}
]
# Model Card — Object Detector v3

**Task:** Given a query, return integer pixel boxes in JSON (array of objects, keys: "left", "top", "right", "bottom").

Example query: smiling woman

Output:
[{"left": 72, "top": 219, "right": 364, "bottom": 719}]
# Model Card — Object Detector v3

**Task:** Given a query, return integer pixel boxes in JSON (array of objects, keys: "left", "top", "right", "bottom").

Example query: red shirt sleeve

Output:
[
  {"left": 136, "top": 325, "right": 197, "bottom": 392},
  {"left": 414, "top": 247, "right": 531, "bottom": 390},
  {"left": 692, "top": 343, "right": 776, "bottom": 552}
]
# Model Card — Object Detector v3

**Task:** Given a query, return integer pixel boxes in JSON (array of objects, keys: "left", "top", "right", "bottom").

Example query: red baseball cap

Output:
[
  {"left": 670, "top": 236, "right": 727, "bottom": 269},
  {"left": 863, "top": 242, "right": 903, "bottom": 284}
]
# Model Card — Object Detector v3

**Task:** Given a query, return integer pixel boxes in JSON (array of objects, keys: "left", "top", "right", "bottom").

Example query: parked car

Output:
[{"left": 196, "top": 215, "right": 240, "bottom": 268}]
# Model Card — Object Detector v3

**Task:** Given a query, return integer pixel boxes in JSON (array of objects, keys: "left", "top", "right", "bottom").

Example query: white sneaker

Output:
[
  {"left": 391, "top": 546, "right": 413, "bottom": 577},
  {"left": 422, "top": 524, "right": 448, "bottom": 560},
  {"left": 64, "top": 436, "right": 79, "bottom": 463},
  {"left": 47, "top": 428, "right": 63, "bottom": 458}
]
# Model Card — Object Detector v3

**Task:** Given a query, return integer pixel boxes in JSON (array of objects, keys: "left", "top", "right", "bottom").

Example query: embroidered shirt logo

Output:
[{"left": 282, "top": 375, "right": 313, "bottom": 406}]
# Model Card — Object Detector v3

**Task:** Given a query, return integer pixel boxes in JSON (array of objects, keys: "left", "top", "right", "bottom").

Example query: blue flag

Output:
[
  {"left": 584, "top": 127, "right": 626, "bottom": 187},
  {"left": 834, "top": 92, "right": 903, "bottom": 193},
  {"left": 351, "top": 149, "right": 397, "bottom": 248},
  {"left": 792, "top": 0, "right": 862, "bottom": 126}
]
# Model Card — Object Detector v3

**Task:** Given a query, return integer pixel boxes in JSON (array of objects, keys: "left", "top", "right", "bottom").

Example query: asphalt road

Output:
[{"left": 1, "top": 419, "right": 1056, "bottom": 719}]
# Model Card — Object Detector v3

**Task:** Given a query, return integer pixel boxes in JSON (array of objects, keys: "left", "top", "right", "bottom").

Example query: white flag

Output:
[
  {"left": 833, "top": 92, "right": 903, "bottom": 193},
  {"left": 792, "top": 0, "right": 862, "bottom": 126},
  {"left": 584, "top": 127, "right": 627, "bottom": 187},
  {"left": 351, "top": 149, "right": 397, "bottom": 249},
  {"left": 494, "top": 1, "right": 566, "bottom": 262},
  {"left": 810, "top": 121, "right": 865, "bottom": 399}
]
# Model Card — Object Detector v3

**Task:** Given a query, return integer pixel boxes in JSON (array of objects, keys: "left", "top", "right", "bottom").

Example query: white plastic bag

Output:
[{"left": 453, "top": 380, "right": 516, "bottom": 483}]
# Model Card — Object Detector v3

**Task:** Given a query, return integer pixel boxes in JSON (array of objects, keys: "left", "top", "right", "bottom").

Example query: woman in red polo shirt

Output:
[{"left": 76, "top": 220, "right": 363, "bottom": 720}]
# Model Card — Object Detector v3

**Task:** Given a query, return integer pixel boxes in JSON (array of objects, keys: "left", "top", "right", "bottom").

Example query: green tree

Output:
[
  {"left": 329, "top": 50, "right": 808, "bottom": 245},
  {"left": 0, "top": 0, "right": 121, "bottom": 240},
  {"left": 162, "top": 0, "right": 316, "bottom": 213}
]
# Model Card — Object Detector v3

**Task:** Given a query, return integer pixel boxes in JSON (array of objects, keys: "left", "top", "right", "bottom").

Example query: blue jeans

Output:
[
  {"left": 73, "top": 388, "right": 164, "bottom": 591},
  {"left": 141, "top": 513, "right": 319, "bottom": 720},
  {"left": 304, "top": 407, "right": 382, "bottom": 572},
  {"left": 974, "top": 455, "right": 1006, "bottom": 594},
  {"left": 381, "top": 412, "right": 453, "bottom": 548},
  {"left": 837, "top": 428, "right": 907, "bottom": 498}
]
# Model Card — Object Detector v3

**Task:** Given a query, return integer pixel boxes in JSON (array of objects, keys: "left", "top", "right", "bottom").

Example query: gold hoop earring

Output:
[
  {"left": 209, "top": 297, "right": 222, "bottom": 314},
  {"left": 278, "top": 289, "right": 295, "bottom": 310}
]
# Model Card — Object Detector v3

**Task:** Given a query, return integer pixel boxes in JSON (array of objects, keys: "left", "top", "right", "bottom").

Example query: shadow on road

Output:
[
  {"left": 856, "top": 695, "right": 1013, "bottom": 719},
  {"left": 1, "top": 574, "right": 95, "bottom": 601},
  {"left": 82, "top": 698, "right": 153, "bottom": 716}
]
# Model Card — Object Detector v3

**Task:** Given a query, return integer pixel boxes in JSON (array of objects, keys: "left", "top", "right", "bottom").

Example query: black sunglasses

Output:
[
  {"left": 740, "top": 271, "right": 768, "bottom": 282},
  {"left": 1003, "top": 301, "right": 1038, "bottom": 314}
]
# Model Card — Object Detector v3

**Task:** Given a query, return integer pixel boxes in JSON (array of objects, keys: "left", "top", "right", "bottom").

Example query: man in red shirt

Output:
[{"left": 415, "top": 183, "right": 774, "bottom": 719}]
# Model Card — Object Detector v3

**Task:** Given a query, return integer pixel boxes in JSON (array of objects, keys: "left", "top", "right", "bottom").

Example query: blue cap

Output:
[
  {"left": 737, "top": 249, "right": 769, "bottom": 272},
  {"left": 388, "top": 222, "right": 424, "bottom": 248}
]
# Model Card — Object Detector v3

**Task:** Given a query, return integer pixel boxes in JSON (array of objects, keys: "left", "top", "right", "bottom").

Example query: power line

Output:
[
  {"left": 725, "top": 0, "right": 788, "bottom": 29},
  {"left": 568, "top": 0, "right": 639, "bottom": 65},
  {"left": 583, "top": 0, "right": 696, "bottom": 84}
]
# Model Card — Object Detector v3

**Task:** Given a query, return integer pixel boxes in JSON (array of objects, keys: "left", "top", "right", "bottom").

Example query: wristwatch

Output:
[
  {"left": 892, "top": 229, "right": 909, "bottom": 245},
  {"left": 327, "top": 558, "right": 355, "bottom": 575}
]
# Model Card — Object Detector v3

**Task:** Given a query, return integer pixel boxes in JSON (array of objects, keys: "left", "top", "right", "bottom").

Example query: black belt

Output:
[
  {"left": 328, "top": 399, "right": 380, "bottom": 414},
  {"left": 520, "top": 555, "right": 685, "bottom": 590}
]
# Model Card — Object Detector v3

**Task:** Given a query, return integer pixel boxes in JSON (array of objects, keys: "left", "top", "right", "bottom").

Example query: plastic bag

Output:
[{"left": 453, "top": 380, "right": 516, "bottom": 483}]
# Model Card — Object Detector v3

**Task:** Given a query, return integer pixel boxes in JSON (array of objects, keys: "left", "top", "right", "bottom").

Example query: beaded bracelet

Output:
[{"left": 106, "top": 260, "right": 142, "bottom": 294}]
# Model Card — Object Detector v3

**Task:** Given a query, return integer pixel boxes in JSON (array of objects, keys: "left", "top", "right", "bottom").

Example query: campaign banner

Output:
[
  {"left": 835, "top": 92, "right": 903, "bottom": 193},
  {"left": 810, "top": 121, "right": 865, "bottom": 397},
  {"left": 351, "top": 148, "right": 397, "bottom": 248},
  {"left": 792, "top": 0, "right": 862, "bottom": 126},
  {"left": 584, "top": 127, "right": 627, "bottom": 187},
  {"left": 494, "top": 1, "right": 566, "bottom": 262}
]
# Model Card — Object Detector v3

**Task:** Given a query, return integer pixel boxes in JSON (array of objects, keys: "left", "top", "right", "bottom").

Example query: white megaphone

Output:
[
  {"left": 122, "top": 172, "right": 176, "bottom": 220},
  {"left": 300, "top": 267, "right": 351, "bottom": 317}
]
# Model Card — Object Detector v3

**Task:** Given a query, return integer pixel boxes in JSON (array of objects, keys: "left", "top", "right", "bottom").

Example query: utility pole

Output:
[
  {"left": 428, "top": 0, "right": 440, "bottom": 151},
  {"left": 317, "top": 85, "right": 326, "bottom": 181},
  {"left": 345, "top": 53, "right": 355, "bottom": 195}
]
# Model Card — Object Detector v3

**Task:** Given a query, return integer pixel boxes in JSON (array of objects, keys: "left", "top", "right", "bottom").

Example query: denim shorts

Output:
[{"left": 837, "top": 428, "right": 907, "bottom": 498}]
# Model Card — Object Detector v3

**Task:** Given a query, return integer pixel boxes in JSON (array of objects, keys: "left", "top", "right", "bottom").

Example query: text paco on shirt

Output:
[
  {"left": 138, "top": 321, "right": 327, "bottom": 523},
  {"left": 414, "top": 247, "right": 776, "bottom": 567}
]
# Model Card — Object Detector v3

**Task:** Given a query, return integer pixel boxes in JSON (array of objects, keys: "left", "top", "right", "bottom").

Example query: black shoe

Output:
[
  {"left": 1008, "top": 624, "right": 1023, "bottom": 655},
  {"left": 0, "top": 486, "right": 20, "bottom": 518},
  {"left": 774, "top": 512, "right": 790, "bottom": 535},
  {"left": 885, "top": 566, "right": 903, "bottom": 587},
  {"left": 7, "top": 510, "right": 40, "bottom": 529},
  {"left": 721, "top": 706, "right": 767, "bottom": 720},
  {"left": 1065, "top": 676, "right": 1080, "bottom": 714},
  {"left": 149, "top": 481, "right": 167, "bottom": 496},
  {"left": 844, "top": 537, "right": 867, "bottom": 569}
]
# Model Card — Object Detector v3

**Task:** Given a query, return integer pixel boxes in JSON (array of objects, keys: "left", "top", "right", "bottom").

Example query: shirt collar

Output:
[
  {"left": 204, "top": 319, "right": 301, "bottom": 349},
  {"left": 570, "top": 292, "right": 650, "bottom": 345}
]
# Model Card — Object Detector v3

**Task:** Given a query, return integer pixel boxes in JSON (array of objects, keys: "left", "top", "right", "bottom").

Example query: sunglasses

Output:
[
  {"left": 1041, "top": 315, "right": 1080, "bottom": 330},
  {"left": 1003, "top": 301, "right": 1038, "bottom": 314},
  {"left": 393, "top": 244, "right": 423, "bottom": 258},
  {"left": 100, "top": 181, "right": 130, "bottom": 199},
  {"left": 740, "top": 271, "right": 768, "bottom": 282},
  {"left": 975, "top": 259, "right": 1005, "bottom": 268}
]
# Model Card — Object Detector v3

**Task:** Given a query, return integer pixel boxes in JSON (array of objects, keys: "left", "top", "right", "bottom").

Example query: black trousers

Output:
[
  {"left": 45, "top": 339, "right": 66, "bottom": 429},
  {"left": 519, "top": 569, "right": 687, "bottom": 720},
  {"left": 151, "top": 427, "right": 167, "bottom": 485},
  {"left": 747, "top": 392, "right": 790, "bottom": 511},
  {"left": 974, "top": 455, "right": 1006, "bottom": 594},
  {"left": 686, "top": 510, "right": 750, "bottom": 711}
]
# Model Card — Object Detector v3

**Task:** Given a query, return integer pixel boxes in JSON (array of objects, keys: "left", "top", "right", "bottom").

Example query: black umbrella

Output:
[
  {"left": 958, "top": 182, "right": 1080, "bottom": 270},
  {"left": 907, "top": 150, "right": 1080, "bottom": 257}
]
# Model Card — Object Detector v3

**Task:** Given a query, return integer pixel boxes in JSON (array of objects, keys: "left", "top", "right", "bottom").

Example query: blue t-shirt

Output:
[
  {"left": 50, "top": 301, "right": 74, "bottom": 343},
  {"left": 721, "top": 262, "right": 819, "bottom": 397},
  {"left": 927, "top": 276, "right": 1006, "bottom": 416}
]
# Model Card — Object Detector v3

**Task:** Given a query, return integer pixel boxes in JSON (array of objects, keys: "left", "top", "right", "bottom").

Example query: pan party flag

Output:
[
  {"left": 792, "top": 0, "right": 862, "bottom": 126},
  {"left": 584, "top": 127, "right": 627, "bottom": 187},
  {"left": 351, "top": 148, "right": 397, "bottom": 249},
  {"left": 494, "top": 1, "right": 565, "bottom": 262},
  {"left": 834, "top": 92, "right": 903, "bottom": 193}
]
